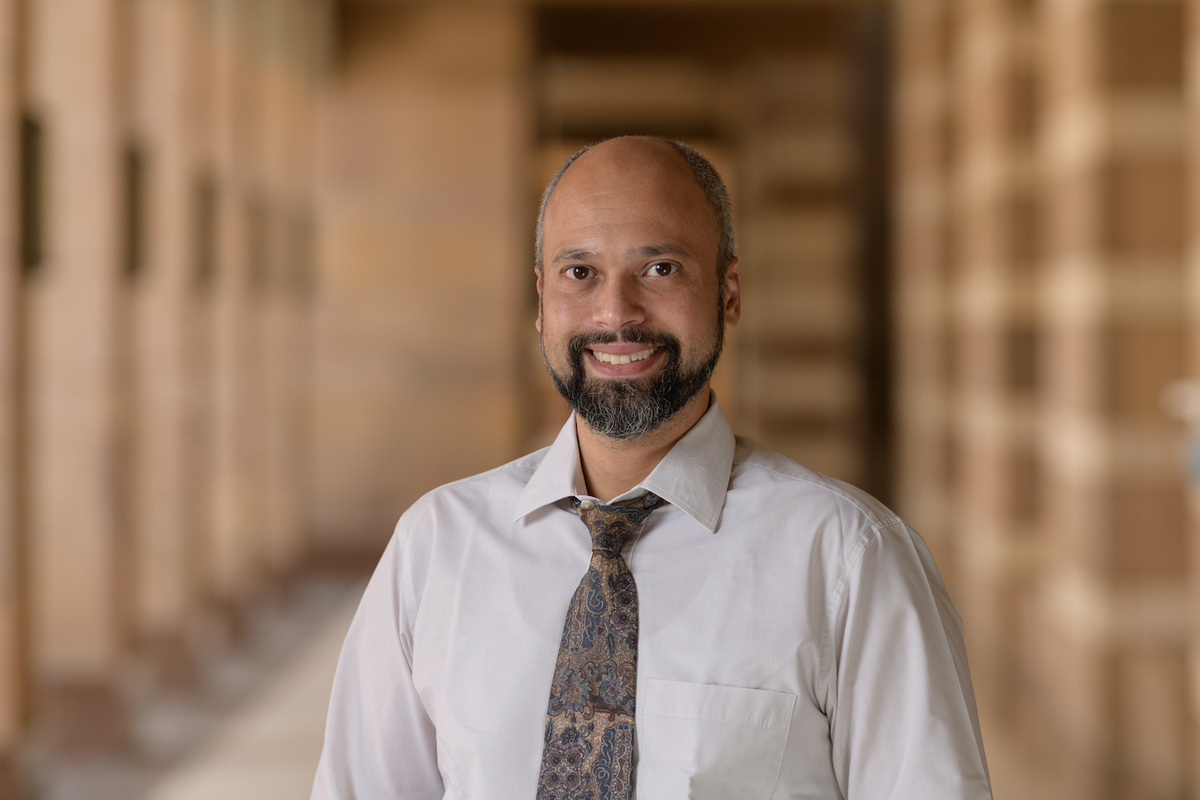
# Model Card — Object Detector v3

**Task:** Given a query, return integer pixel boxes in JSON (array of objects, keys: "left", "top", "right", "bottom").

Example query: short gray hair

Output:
[{"left": 534, "top": 137, "right": 736, "bottom": 275}]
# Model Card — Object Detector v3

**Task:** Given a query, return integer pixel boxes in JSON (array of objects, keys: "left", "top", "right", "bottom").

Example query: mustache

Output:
[{"left": 567, "top": 329, "right": 678, "bottom": 360}]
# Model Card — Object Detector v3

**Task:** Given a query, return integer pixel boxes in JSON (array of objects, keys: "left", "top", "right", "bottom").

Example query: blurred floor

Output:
[
  {"left": 142, "top": 585, "right": 359, "bottom": 800},
  {"left": 31, "top": 576, "right": 364, "bottom": 800}
]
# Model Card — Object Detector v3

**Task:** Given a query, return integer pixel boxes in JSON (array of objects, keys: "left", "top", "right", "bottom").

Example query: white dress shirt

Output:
[{"left": 311, "top": 400, "right": 993, "bottom": 799}]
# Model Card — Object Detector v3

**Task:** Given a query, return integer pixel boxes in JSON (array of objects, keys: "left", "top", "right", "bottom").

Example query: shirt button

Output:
[{"left": 579, "top": 499, "right": 596, "bottom": 510}]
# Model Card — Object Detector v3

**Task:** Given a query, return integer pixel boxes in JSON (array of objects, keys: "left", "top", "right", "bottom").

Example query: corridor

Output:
[{"left": 4, "top": 1, "right": 1200, "bottom": 798}]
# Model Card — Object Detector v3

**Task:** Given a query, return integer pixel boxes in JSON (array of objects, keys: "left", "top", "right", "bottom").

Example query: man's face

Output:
[{"left": 536, "top": 138, "right": 740, "bottom": 439}]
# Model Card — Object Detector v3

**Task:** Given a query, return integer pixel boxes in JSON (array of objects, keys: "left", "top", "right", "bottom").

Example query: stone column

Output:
[
  {"left": 0, "top": 0, "right": 28, "bottom": 788},
  {"left": 950, "top": 0, "right": 1046, "bottom": 741},
  {"left": 737, "top": 51, "right": 867, "bottom": 488},
  {"left": 1187, "top": 0, "right": 1200, "bottom": 793},
  {"left": 25, "top": 0, "right": 133, "bottom": 751},
  {"left": 208, "top": 0, "right": 263, "bottom": 627},
  {"left": 893, "top": 0, "right": 958, "bottom": 574},
  {"left": 255, "top": 0, "right": 306, "bottom": 589},
  {"left": 128, "top": 0, "right": 206, "bottom": 686},
  {"left": 1040, "top": 1, "right": 1190, "bottom": 796}
]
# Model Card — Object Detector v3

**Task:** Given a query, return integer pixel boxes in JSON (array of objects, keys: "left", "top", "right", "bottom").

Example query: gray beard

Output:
[{"left": 542, "top": 326, "right": 723, "bottom": 440}]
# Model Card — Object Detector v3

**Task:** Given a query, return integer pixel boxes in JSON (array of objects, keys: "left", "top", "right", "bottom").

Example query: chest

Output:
[{"left": 406, "top": 513, "right": 838, "bottom": 798}]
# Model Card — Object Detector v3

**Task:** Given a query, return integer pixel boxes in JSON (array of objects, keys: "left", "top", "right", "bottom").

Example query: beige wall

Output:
[{"left": 310, "top": 3, "right": 531, "bottom": 553}]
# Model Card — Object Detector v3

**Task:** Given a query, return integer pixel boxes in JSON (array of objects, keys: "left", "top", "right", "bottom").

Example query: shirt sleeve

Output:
[
  {"left": 310, "top": 527, "right": 444, "bottom": 799},
  {"left": 826, "top": 520, "right": 993, "bottom": 799}
]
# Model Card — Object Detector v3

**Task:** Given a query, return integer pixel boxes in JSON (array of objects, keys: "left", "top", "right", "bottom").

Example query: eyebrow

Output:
[
  {"left": 549, "top": 243, "right": 694, "bottom": 264},
  {"left": 635, "top": 244, "right": 693, "bottom": 259},
  {"left": 550, "top": 247, "right": 598, "bottom": 264}
]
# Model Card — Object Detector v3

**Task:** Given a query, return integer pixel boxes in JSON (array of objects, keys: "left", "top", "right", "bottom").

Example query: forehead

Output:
[{"left": 542, "top": 141, "right": 719, "bottom": 258}]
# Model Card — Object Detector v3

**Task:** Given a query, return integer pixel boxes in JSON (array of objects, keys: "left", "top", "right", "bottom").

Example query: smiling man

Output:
[{"left": 311, "top": 137, "right": 993, "bottom": 799}]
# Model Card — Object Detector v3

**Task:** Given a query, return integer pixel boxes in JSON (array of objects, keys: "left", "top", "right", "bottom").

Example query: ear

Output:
[
  {"left": 534, "top": 265, "right": 544, "bottom": 333},
  {"left": 722, "top": 257, "right": 741, "bottom": 330}
]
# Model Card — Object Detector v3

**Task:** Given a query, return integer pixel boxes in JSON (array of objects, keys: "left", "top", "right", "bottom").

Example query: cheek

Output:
[
  {"left": 665, "top": 292, "right": 718, "bottom": 331},
  {"left": 538, "top": 301, "right": 575, "bottom": 354},
  {"left": 540, "top": 293, "right": 586, "bottom": 332}
]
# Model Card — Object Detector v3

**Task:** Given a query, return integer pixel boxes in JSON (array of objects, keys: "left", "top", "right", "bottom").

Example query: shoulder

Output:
[
  {"left": 380, "top": 445, "right": 552, "bottom": 599},
  {"left": 725, "top": 435, "right": 928, "bottom": 601},
  {"left": 398, "top": 445, "right": 550, "bottom": 528},
  {"left": 730, "top": 435, "right": 902, "bottom": 534}
]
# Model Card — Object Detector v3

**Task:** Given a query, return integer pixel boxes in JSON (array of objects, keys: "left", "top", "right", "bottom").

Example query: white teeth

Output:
[{"left": 592, "top": 348, "right": 656, "bottom": 365}]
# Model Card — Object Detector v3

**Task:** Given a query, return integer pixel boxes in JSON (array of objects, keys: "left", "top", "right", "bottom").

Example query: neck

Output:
[{"left": 575, "top": 389, "right": 711, "bottom": 502}]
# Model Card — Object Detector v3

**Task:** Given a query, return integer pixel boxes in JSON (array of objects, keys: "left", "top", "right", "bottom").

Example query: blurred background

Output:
[{"left": 1, "top": 0, "right": 1198, "bottom": 798}]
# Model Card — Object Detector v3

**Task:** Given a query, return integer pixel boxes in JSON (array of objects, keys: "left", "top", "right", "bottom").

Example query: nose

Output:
[{"left": 592, "top": 274, "right": 646, "bottom": 331}]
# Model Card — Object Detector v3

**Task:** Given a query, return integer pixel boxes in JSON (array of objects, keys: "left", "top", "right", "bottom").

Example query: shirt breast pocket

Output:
[{"left": 636, "top": 679, "right": 797, "bottom": 800}]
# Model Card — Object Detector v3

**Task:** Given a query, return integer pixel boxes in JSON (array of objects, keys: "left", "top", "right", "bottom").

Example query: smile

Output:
[{"left": 590, "top": 348, "right": 657, "bottom": 365}]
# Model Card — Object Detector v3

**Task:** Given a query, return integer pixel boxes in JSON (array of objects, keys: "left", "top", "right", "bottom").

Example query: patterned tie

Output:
[{"left": 536, "top": 492, "right": 665, "bottom": 800}]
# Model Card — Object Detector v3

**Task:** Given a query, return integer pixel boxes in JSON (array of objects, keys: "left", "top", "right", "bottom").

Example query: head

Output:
[
  {"left": 535, "top": 136, "right": 741, "bottom": 441},
  {"left": 536, "top": 138, "right": 737, "bottom": 278}
]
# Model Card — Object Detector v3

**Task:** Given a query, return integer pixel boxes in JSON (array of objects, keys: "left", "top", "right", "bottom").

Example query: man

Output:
[{"left": 311, "top": 136, "right": 993, "bottom": 799}]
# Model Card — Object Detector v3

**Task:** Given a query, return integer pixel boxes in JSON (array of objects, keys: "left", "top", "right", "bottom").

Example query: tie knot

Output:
[{"left": 573, "top": 493, "right": 664, "bottom": 556}]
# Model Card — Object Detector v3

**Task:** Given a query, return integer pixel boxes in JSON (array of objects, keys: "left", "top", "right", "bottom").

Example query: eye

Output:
[
  {"left": 648, "top": 262, "right": 676, "bottom": 277},
  {"left": 566, "top": 265, "right": 592, "bottom": 280}
]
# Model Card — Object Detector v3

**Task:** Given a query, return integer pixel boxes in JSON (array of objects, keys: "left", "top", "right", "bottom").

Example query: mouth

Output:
[{"left": 589, "top": 347, "right": 658, "bottom": 366}]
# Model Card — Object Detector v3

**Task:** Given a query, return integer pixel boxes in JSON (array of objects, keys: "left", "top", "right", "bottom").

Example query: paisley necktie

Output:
[{"left": 536, "top": 493, "right": 665, "bottom": 800}]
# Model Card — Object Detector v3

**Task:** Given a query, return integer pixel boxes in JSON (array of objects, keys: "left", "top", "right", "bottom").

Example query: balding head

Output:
[{"left": 535, "top": 136, "right": 736, "bottom": 277}]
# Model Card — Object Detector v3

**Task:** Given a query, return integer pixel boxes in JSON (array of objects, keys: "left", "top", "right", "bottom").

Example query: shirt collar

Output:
[{"left": 513, "top": 397, "right": 735, "bottom": 533}]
